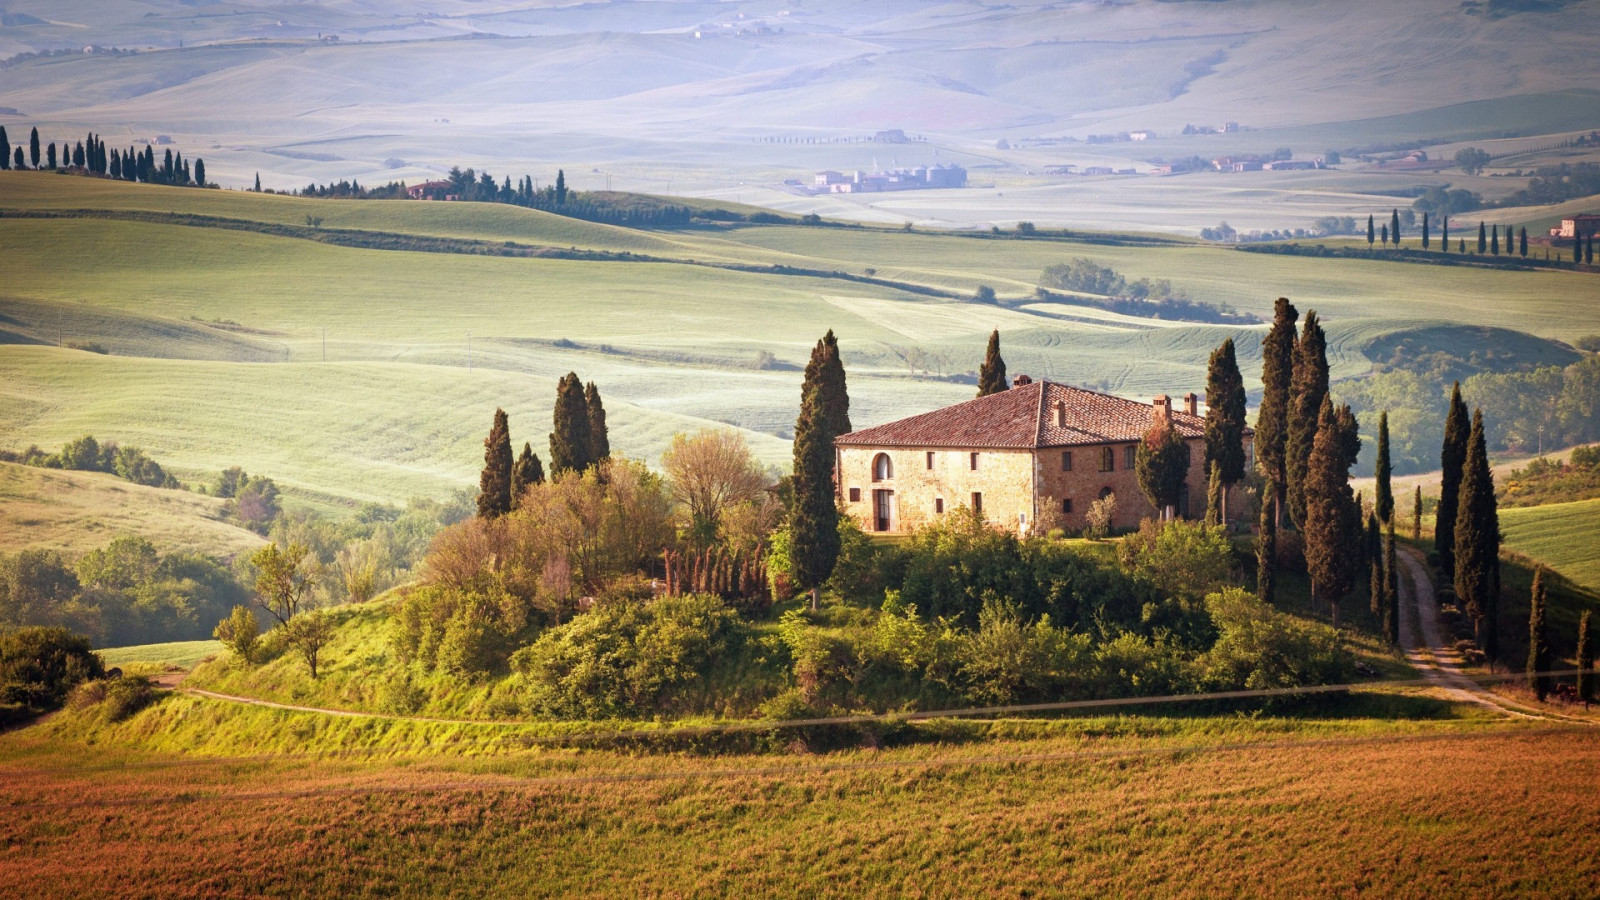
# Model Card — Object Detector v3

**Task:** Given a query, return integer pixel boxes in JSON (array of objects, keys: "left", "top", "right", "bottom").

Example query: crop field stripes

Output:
[{"left": 3, "top": 724, "right": 1590, "bottom": 812}]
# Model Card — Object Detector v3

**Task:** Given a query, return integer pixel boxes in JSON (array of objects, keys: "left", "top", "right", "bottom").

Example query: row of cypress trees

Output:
[
  {"left": 475, "top": 374, "right": 609, "bottom": 518},
  {"left": 0, "top": 125, "right": 207, "bottom": 187}
]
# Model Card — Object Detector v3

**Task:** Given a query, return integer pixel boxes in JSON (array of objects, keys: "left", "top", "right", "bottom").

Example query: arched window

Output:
[
  {"left": 872, "top": 453, "right": 893, "bottom": 482},
  {"left": 1098, "top": 486, "right": 1115, "bottom": 501}
]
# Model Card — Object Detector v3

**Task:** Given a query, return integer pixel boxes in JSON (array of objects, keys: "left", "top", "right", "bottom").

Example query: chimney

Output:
[
  {"left": 1152, "top": 394, "right": 1171, "bottom": 423},
  {"left": 1184, "top": 392, "right": 1199, "bottom": 416},
  {"left": 1011, "top": 374, "right": 1033, "bottom": 388},
  {"left": 1054, "top": 400, "right": 1067, "bottom": 428}
]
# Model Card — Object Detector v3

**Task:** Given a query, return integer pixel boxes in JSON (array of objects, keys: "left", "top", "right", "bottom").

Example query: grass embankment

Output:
[
  {"left": 0, "top": 462, "right": 264, "bottom": 557},
  {"left": 1, "top": 715, "right": 1590, "bottom": 896}
]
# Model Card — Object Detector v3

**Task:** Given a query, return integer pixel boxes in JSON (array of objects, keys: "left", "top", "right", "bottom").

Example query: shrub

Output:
[
  {"left": 213, "top": 605, "right": 260, "bottom": 664},
  {"left": 898, "top": 509, "right": 1033, "bottom": 626},
  {"left": 1194, "top": 588, "right": 1349, "bottom": 690},
  {"left": 285, "top": 609, "right": 334, "bottom": 678},
  {"left": 0, "top": 626, "right": 104, "bottom": 710},
  {"left": 1116, "top": 519, "right": 1238, "bottom": 602},
  {"left": 956, "top": 598, "right": 1093, "bottom": 705},
  {"left": 1572, "top": 445, "right": 1600, "bottom": 469},
  {"left": 513, "top": 593, "right": 743, "bottom": 719},
  {"left": 392, "top": 584, "right": 533, "bottom": 676},
  {"left": 69, "top": 674, "right": 157, "bottom": 722}
]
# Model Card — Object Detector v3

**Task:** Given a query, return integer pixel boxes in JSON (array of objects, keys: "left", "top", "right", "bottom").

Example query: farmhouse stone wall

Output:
[
  {"left": 838, "top": 446, "right": 1036, "bottom": 534},
  {"left": 1033, "top": 438, "right": 1210, "bottom": 532}
]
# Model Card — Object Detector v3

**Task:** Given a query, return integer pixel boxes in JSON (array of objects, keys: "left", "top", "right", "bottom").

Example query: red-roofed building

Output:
[{"left": 835, "top": 380, "right": 1251, "bottom": 535}]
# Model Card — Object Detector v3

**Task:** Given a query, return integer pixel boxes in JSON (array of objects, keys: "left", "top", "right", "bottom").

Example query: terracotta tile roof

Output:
[{"left": 836, "top": 381, "right": 1219, "bottom": 450}]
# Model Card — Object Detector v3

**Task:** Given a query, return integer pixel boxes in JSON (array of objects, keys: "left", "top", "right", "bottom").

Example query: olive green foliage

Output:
[
  {"left": 66, "top": 673, "right": 157, "bottom": 723},
  {"left": 1194, "top": 589, "right": 1348, "bottom": 690},
  {"left": 548, "top": 372, "right": 594, "bottom": 476},
  {"left": 286, "top": 609, "right": 334, "bottom": 679},
  {"left": 1135, "top": 417, "right": 1190, "bottom": 516},
  {"left": 1205, "top": 460, "right": 1224, "bottom": 527},
  {"left": 250, "top": 541, "right": 318, "bottom": 626},
  {"left": 976, "top": 329, "right": 1007, "bottom": 397},
  {"left": 213, "top": 604, "right": 260, "bottom": 664},
  {"left": 392, "top": 584, "right": 535, "bottom": 676},
  {"left": 1117, "top": 519, "right": 1238, "bottom": 604},
  {"left": 211, "top": 466, "right": 282, "bottom": 531},
  {"left": 512, "top": 593, "right": 743, "bottom": 719},
  {"left": 15, "top": 434, "right": 179, "bottom": 489},
  {"left": 0, "top": 625, "right": 104, "bottom": 712}
]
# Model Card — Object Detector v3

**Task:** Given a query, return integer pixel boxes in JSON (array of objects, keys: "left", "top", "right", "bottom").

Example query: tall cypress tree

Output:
[
  {"left": 791, "top": 339, "right": 840, "bottom": 611},
  {"left": 194, "top": 159, "right": 205, "bottom": 187},
  {"left": 818, "top": 329, "right": 851, "bottom": 440},
  {"left": 477, "top": 408, "right": 514, "bottom": 519},
  {"left": 1421, "top": 212, "right": 1429, "bottom": 249},
  {"left": 1256, "top": 298, "right": 1299, "bottom": 528},
  {"left": 1380, "top": 223, "right": 1388, "bottom": 247},
  {"left": 1477, "top": 221, "right": 1487, "bottom": 254},
  {"left": 29, "top": 127, "right": 39, "bottom": 168},
  {"left": 1367, "top": 214, "right": 1375, "bottom": 246},
  {"left": 584, "top": 381, "right": 610, "bottom": 464},
  {"left": 46, "top": 143, "right": 56, "bottom": 170},
  {"left": 554, "top": 169, "right": 567, "bottom": 204},
  {"left": 1519, "top": 226, "right": 1528, "bottom": 258},
  {"left": 1257, "top": 491, "right": 1277, "bottom": 604},
  {"left": 1437, "top": 383, "right": 1470, "bottom": 585},
  {"left": 1578, "top": 610, "right": 1594, "bottom": 706},
  {"left": 1441, "top": 216, "right": 1449, "bottom": 252},
  {"left": 976, "top": 329, "right": 1007, "bottom": 397},
  {"left": 1390, "top": 208, "right": 1401, "bottom": 248},
  {"left": 1412, "top": 485, "right": 1423, "bottom": 541},
  {"left": 1454, "top": 409, "right": 1500, "bottom": 660},
  {"left": 1286, "top": 311, "right": 1329, "bottom": 527},
  {"left": 1304, "top": 398, "right": 1360, "bottom": 627},
  {"left": 1204, "top": 460, "right": 1224, "bottom": 527},
  {"left": 1204, "top": 337, "right": 1247, "bottom": 524},
  {"left": 1367, "top": 513, "right": 1383, "bottom": 616},
  {"left": 1490, "top": 224, "right": 1500, "bottom": 256},
  {"left": 549, "top": 373, "right": 593, "bottom": 476},
  {"left": 1527, "top": 567, "right": 1550, "bottom": 701},
  {"left": 1375, "top": 411, "right": 1393, "bottom": 524},
  {"left": 511, "top": 442, "right": 544, "bottom": 502},
  {"left": 1384, "top": 519, "right": 1400, "bottom": 645},
  {"left": 254, "top": 172, "right": 262, "bottom": 192},
  {"left": 0, "top": 126, "right": 8, "bottom": 170}
]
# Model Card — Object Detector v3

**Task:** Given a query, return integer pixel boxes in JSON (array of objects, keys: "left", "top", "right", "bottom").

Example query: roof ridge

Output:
[{"left": 1034, "top": 379, "right": 1048, "bottom": 446}]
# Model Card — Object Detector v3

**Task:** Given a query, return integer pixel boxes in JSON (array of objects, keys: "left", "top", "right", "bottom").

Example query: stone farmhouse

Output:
[
  {"left": 1549, "top": 214, "right": 1600, "bottom": 239},
  {"left": 835, "top": 380, "right": 1252, "bottom": 536}
]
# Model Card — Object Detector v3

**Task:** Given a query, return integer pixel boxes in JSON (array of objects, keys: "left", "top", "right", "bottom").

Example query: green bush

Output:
[
  {"left": 392, "top": 584, "right": 533, "bottom": 676},
  {"left": 513, "top": 593, "right": 744, "bottom": 719},
  {"left": 1194, "top": 588, "right": 1349, "bottom": 691},
  {"left": 956, "top": 598, "right": 1093, "bottom": 705},
  {"left": 0, "top": 626, "right": 104, "bottom": 711},
  {"left": 68, "top": 674, "right": 157, "bottom": 722}
]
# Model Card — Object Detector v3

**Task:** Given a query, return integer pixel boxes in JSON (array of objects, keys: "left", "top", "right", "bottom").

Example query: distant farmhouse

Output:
[
  {"left": 835, "top": 380, "right": 1250, "bottom": 536},
  {"left": 1550, "top": 214, "right": 1600, "bottom": 239},
  {"left": 408, "top": 180, "right": 457, "bottom": 201},
  {"left": 811, "top": 164, "right": 966, "bottom": 193}
]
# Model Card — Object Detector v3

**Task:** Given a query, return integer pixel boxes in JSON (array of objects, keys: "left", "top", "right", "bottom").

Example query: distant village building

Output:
[
  {"left": 407, "top": 180, "right": 457, "bottom": 201},
  {"left": 1129, "top": 130, "right": 1153, "bottom": 141},
  {"left": 1550, "top": 214, "right": 1600, "bottom": 239},
  {"left": 811, "top": 164, "right": 966, "bottom": 193},
  {"left": 835, "top": 380, "right": 1250, "bottom": 536},
  {"left": 1263, "top": 160, "right": 1321, "bottom": 171}
]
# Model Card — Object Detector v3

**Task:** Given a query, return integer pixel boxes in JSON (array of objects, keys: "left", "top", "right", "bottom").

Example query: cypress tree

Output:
[
  {"left": 1519, "top": 226, "right": 1528, "bottom": 258},
  {"left": 511, "top": 442, "right": 544, "bottom": 502},
  {"left": 0, "top": 126, "right": 8, "bottom": 170},
  {"left": 1204, "top": 338, "right": 1247, "bottom": 523},
  {"left": 477, "top": 408, "right": 514, "bottom": 519},
  {"left": 110, "top": 150, "right": 120, "bottom": 179},
  {"left": 1257, "top": 490, "right": 1277, "bottom": 604},
  {"left": 1256, "top": 298, "right": 1299, "bottom": 528},
  {"left": 584, "top": 381, "right": 610, "bottom": 464},
  {"left": 1375, "top": 410, "right": 1393, "bottom": 524},
  {"left": 1367, "top": 214, "right": 1375, "bottom": 246},
  {"left": 194, "top": 158, "right": 205, "bottom": 187},
  {"left": 1381, "top": 223, "right": 1388, "bottom": 247},
  {"left": 1477, "top": 221, "right": 1487, "bottom": 254},
  {"left": 1390, "top": 208, "right": 1401, "bottom": 247},
  {"left": 1442, "top": 216, "right": 1449, "bottom": 252},
  {"left": 1136, "top": 416, "right": 1190, "bottom": 521},
  {"left": 46, "top": 143, "right": 56, "bottom": 170},
  {"left": 1437, "top": 383, "right": 1470, "bottom": 586},
  {"left": 1385, "top": 519, "right": 1400, "bottom": 645},
  {"left": 791, "top": 341, "right": 840, "bottom": 611},
  {"left": 555, "top": 169, "right": 567, "bottom": 205},
  {"left": 1421, "top": 211, "right": 1429, "bottom": 249},
  {"left": 1286, "top": 311, "right": 1328, "bottom": 527},
  {"left": 1490, "top": 224, "right": 1499, "bottom": 256},
  {"left": 549, "top": 373, "right": 593, "bottom": 475},
  {"left": 1527, "top": 567, "right": 1550, "bottom": 701},
  {"left": 818, "top": 329, "right": 851, "bottom": 439},
  {"left": 976, "top": 329, "right": 1007, "bottom": 397},
  {"left": 1368, "top": 513, "right": 1383, "bottom": 615},
  {"left": 29, "top": 127, "right": 39, "bottom": 168},
  {"left": 1205, "top": 460, "right": 1224, "bottom": 527},
  {"left": 1454, "top": 409, "right": 1500, "bottom": 659},
  {"left": 72, "top": 142, "right": 84, "bottom": 168},
  {"left": 255, "top": 172, "right": 262, "bottom": 192},
  {"left": 1304, "top": 398, "right": 1360, "bottom": 627},
  {"left": 1578, "top": 610, "right": 1594, "bottom": 707},
  {"left": 1412, "top": 485, "right": 1422, "bottom": 541},
  {"left": 12, "top": 147, "right": 22, "bottom": 170}
]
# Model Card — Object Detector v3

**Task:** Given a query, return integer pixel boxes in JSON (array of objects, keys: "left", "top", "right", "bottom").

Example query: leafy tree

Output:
[
  {"left": 1454, "top": 409, "right": 1500, "bottom": 659},
  {"left": 1304, "top": 398, "right": 1360, "bottom": 626},
  {"left": 549, "top": 373, "right": 593, "bottom": 476},
  {"left": 1436, "top": 383, "right": 1470, "bottom": 585},
  {"left": 249, "top": 542, "right": 317, "bottom": 626},
  {"left": 511, "top": 442, "right": 544, "bottom": 502},
  {"left": 477, "top": 408, "right": 514, "bottom": 519},
  {"left": 287, "top": 609, "right": 333, "bottom": 678},
  {"left": 1578, "top": 610, "right": 1594, "bottom": 706},
  {"left": 1374, "top": 410, "right": 1394, "bottom": 524},
  {"left": 1136, "top": 416, "right": 1190, "bottom": 520},
  {"left": 0, "top": 550, "right": 80, "bottom": 629},
  {"left": 1256, "top": 298, "right": 1298, "bottom": 527},
  {"left": 213, "top": 605, "right": 260, "bottom": 664},
  {"left": 1286, "top": 311, "right": 1329, "bottom": 527},
  {"left": 1203, "top": 338, "right": 1247, "bottom": 522},
  {"left": 1455, "top": 147, "right": 1491, "bottom": 175},
  {"left": 29, "top": 127, "right": 39, "bottom": 168},
  {"left": 1256, "top": 491, "right": 1276, "bottom": 604},
  {"left": 1526, "top": 567, "right": 1550, "bottom": 701},
  {"left": 1391, "top": 208, "right": 1401, "bottom": 247},
  {"left": 585, "top": 381, "right": 610, "bottom": 465},
  {"left": 790, "top": 339, "right": 841, "bottom": 610},
  {"left": 976, "top": 329, "right": 1007, "bottom": 397},
  {"left": 0, "top": 626, "right": 103, "bottom": 711},
  {"left": 661, "top": 428, "right": 769, "bottom": 542}
]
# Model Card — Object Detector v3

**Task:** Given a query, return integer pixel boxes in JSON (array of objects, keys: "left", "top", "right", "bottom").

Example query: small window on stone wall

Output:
[
  {"left": 1061, "top": 451, "right": 1073, "bottom": 471},
  {"left": 1124, "top": 445, "right": 1137, "bottom": 469},
  {"left": 849, "top": 487, "right": 861, "bottom": 502},
  {"left": 926, "top": 451, "right": 935, "bottom": 469},
  {"left": 971, "top": 492, "right": 983, "bottom": 513},
  {"left": 1061, "top": 497, "right": 1073, "bottom": 514},
  {"left": 1100, "top": 447, "right": 1114, "bottom": 472},
  {"left": 969, "top": 452, "right": 979, "bottom": 470},
  {"left": 935, "top": 498, "right": 944, "bottom": 514}
]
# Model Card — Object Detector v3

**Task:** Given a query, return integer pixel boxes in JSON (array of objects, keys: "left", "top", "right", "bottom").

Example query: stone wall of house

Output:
[
  {"left": 1032, "top": 439, "right": 1209, "bottom": 532},
  {"left": 837, "top": 446, "right": 1036, "bottom": 535}
]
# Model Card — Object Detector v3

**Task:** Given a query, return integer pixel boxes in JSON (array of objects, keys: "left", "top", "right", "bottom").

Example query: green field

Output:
[
  {"left": 97, "top": 640, "right": 223, "bottom": 670},
  {"left": 1501, "top": 498, "right": 1600, "bottom": 594},
  {"left": 1, "top": 173, "right": 1595, "bottom": 513}
]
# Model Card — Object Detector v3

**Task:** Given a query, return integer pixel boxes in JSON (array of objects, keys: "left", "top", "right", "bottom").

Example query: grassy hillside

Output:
[
  {"left": 97, "top": 640, "right": 222, "bottom": 670},
  {"left": 0, "top": 461, "right": 263, "bottom": 558},
  {"left": 1501, "top": 498, "right": 1600, "bottom": 593}
]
